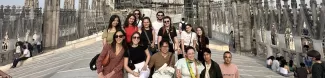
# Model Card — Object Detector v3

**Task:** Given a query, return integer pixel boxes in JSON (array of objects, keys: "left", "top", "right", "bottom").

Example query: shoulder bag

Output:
[{"left": 143, "top": 29, "right": 157, "bottom": 52}]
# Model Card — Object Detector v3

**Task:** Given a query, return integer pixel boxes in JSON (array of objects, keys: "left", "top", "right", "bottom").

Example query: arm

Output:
[
  {"left": 215, "top": 64, "right": 223, "bottom": 78},
  {"left": 0, "top": 70, "right": 11, "bottom": 78},
  {"left": 148, "top": 55, "right": 155, "bottom": 69},
  {"left": 102, "top": 29, "right": 108, "bottom": 45},
  {"left": 176, "top": 69, "right": 182, "bottom": 78},
  {"left": 144, "top": 49, "right": 151, "bottom": 66},
  {"left": 206, "top": 37, "right": 210, "bottom": 48},
  {"left": 124, "top": 57, "right": 134, "bottom": 74},
  {"left": 158, "top": 36, "right": 162, "bottom": 50},
  {"left": 181, "top": 39, "right": 185, "bottom": 54},
  {"left": 152, "top": 30, "right": 156, "bottom": 46},
  {"left": 96, "top": 45, "right": 109, "bottom": 74},
  {"left": 235, "top": 68, "right": 239, "bottom": 78},
  {"left": 193, "top": 34, "right": 197, "bottom": 50}
]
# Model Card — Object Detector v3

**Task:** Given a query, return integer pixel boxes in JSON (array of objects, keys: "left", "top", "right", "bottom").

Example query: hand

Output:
[
  {"left": 132, "top": 72, "right": 140, "bottom": 77},
  {"left": 106, "top": 71, "right": 115, "bottom": 78},
  {"left": 98, "top": 72, "right": 104, "bottom": 78},
  {"left": 151, "top": 43, "right": 155, "bottom": 48},
  {"left": 142, "top": 65, "right": 148, "bottom": 71},
  {"left": 176, "top": 70, "right": 182, "bottom": 78}
]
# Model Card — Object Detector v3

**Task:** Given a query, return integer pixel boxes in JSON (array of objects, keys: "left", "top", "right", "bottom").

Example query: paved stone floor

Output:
[{"left": 1, "top": 38, "right": 287, "bottom": 78}]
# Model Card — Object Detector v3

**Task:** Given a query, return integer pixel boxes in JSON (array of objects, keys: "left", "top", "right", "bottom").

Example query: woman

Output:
[
  {"left": 124, "top": 32, "right": 151, "bottom": 78},
  {"left": 279, "top": 60, "right": 294, "bottom": 77},
  {"left": 271, "top": 57, "right": 280, "bottom": 72},
  {"left": 158, "top": 16, "right": 179, "bottom": 53},
  {"left": 181, "top": 24, "right": 196, "bottom": 59},
  {"left": 133, "top": 9, "right": 142, "bottom": 28},
  {"left": 124, "top": 14, "right": 139, "bottom": 43},
  {"left": 96, "top": 30, "right": 127, "bottom": 78},
  {"left": 196, "top": 26, "right": 209, "bottom": 62},
  {"left": 102, "top": 15, "right": 122, "bottom": 45},
  {"left": 266, "top": 56, "right": 274, "bottom": 69},
  {"left": 175, "top": 46, "right": 205, "bottom": 78},
  {"left": 139, "top": 17, "right": 156, "bottom": 54}
]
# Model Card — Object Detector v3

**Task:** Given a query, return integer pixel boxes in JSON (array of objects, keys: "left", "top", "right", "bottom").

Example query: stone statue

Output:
[{"left": 25, "top": 29, "right": 30, "bottom": 42}]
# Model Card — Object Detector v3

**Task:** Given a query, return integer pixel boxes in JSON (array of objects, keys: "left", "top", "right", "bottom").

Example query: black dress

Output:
[{"left": 197, "top": 36, "right": 209, "bottom": 62}]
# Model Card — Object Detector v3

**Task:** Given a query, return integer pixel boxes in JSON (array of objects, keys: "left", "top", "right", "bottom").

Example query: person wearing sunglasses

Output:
[
  {"left": 180, "top": 24, "right": 197, "bottom": 59},
  {"left": 124, "top": 32, "right": 151, "bottom": 78},
  {"left": 133, "top": 9, "right": 142, "bottom": 28},
  {"left": 157, "top": 16, "right": 179, "bottom": 54},
  {"left": 96, "top": 30, "right": 128, "bottom": 78},
  {"left": 102, "top": 15, "right": 122, "bottom": 46},
  {"left": 124, "top": 14, "right": 139, "bottom": 43},
  {"left": 152, "top": 11, "right": 165, "bottom": 53}
]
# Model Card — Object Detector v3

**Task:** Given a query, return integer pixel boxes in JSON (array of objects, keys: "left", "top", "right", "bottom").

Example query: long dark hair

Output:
[
  {"left": 133, "top": 9, "right": 142, "bottom": 19},
  {"left": 123, "top": 14, "right": 137, "bottom": 28},
  {"left": 111, "top": 30, "right": 128, "bottom": 52},
  {"left": 197, "top": 26, "right": 207, "bottom": 47},
  {"left": 162, "top": 16, "right": 173, "bottom": 35},
  {"left": 130, "top": 32, "right": 142, "bottom": 46},
  {"left": 107, "top": 15, "right": 122, "bottom": 31},
  {"left": 141, "top": 17, "right": 153, "bottom": 30}
]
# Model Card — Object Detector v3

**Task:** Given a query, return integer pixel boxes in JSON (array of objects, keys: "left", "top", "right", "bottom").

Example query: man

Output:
[
  {"left": 152, "top": 11, "right": 164, "bottom": 53},
  {"left": 219, "top": 51, "right": 239, "bottom": 78},
  {"left": 200, "top": 48, "right": 223, "bottom": 78},
  {"left": 295, "top": 63, "right": 308, "bottom": 78},
  {"left": 11, "top": 45, "right": 30, "bottom": 68},
  {"left": 307, "top": 50, "right": 325, "bottom": 78},
  {"left": 149, "top": 41, "right": 175, "bottom": 77}
]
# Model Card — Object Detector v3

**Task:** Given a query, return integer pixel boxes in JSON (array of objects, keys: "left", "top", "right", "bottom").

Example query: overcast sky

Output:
[{"left": 0, "top": 0, "right": 323, "bottom": 9}]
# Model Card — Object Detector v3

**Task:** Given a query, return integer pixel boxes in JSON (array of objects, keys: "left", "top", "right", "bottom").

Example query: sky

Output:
[{"left": 0, "top": 0, "right": 323, "bottom": 9}]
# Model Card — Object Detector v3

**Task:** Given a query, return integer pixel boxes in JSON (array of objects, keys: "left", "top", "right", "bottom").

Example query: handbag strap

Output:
[
  {"left": 127, "top": 49, "right": 132, "bottom": 63},
  {"left": 143, "top": 29, "right": 152, "bottom": 44},
  {"left": 188, "top": 32, "right": 192, "bottom": 46},
  {"left": 166, "top": 28, "right": 174, "bottom": 47}
]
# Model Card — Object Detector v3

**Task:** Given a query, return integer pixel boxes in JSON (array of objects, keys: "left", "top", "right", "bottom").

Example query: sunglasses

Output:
[
  {"left": 134, "top": 13, "right": 140, "bottom": 15},
  {"left": 163, "top": 21, "right": 170, "bottom": 23},
  {"left": 132, "top": 36, "right": 140, "bottom": 39},
  {"left": 115, "top": 35, "right": 124, "bottom": 38},
  {"left": 157, "top": 15, "right": 164, "bottom": 16}
]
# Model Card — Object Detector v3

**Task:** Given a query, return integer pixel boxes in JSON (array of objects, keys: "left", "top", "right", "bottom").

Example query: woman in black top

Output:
[
  {"left": 196, "top": 26, "right": 209, "bottom": 63},
  {"left": 124, "top": 32, "right": 151, "bottom": 78},
  {"left": 157, "top": 16, "right": 179, "bottom": 53},
  {"left": 139, "top": 17, "right": 156, "bottom": 54}
]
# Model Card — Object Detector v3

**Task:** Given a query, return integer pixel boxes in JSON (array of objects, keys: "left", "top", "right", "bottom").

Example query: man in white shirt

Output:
[
  {"left": 152, "top": 11, "right": 165, "bottom": 51},
  {"left": 11, "top": 45, "right": 30, "bottom": 68}
]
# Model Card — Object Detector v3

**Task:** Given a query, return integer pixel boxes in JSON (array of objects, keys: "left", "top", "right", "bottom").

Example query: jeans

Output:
[{"left": 12, "top": 57, "right": 29, "bottom": 67}]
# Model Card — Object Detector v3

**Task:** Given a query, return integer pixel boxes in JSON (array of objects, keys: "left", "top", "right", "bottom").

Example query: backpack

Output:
[
  {"left": 181, "top": 22, "right": 186, "bottom": 31},
  {"left": 89, "top": 54, "right": 100, "bottom": 70}
]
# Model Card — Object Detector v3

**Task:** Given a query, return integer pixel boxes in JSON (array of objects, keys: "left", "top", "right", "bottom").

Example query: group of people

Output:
[
  {"left": 95, "top": 10, "right": 239, "bottom": 78},
  {"left": 266, "top": 46, "right": 325, "bottom": 78},
  {"left": 11, "top": 33, "right": 42, "bottom": 68}
]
